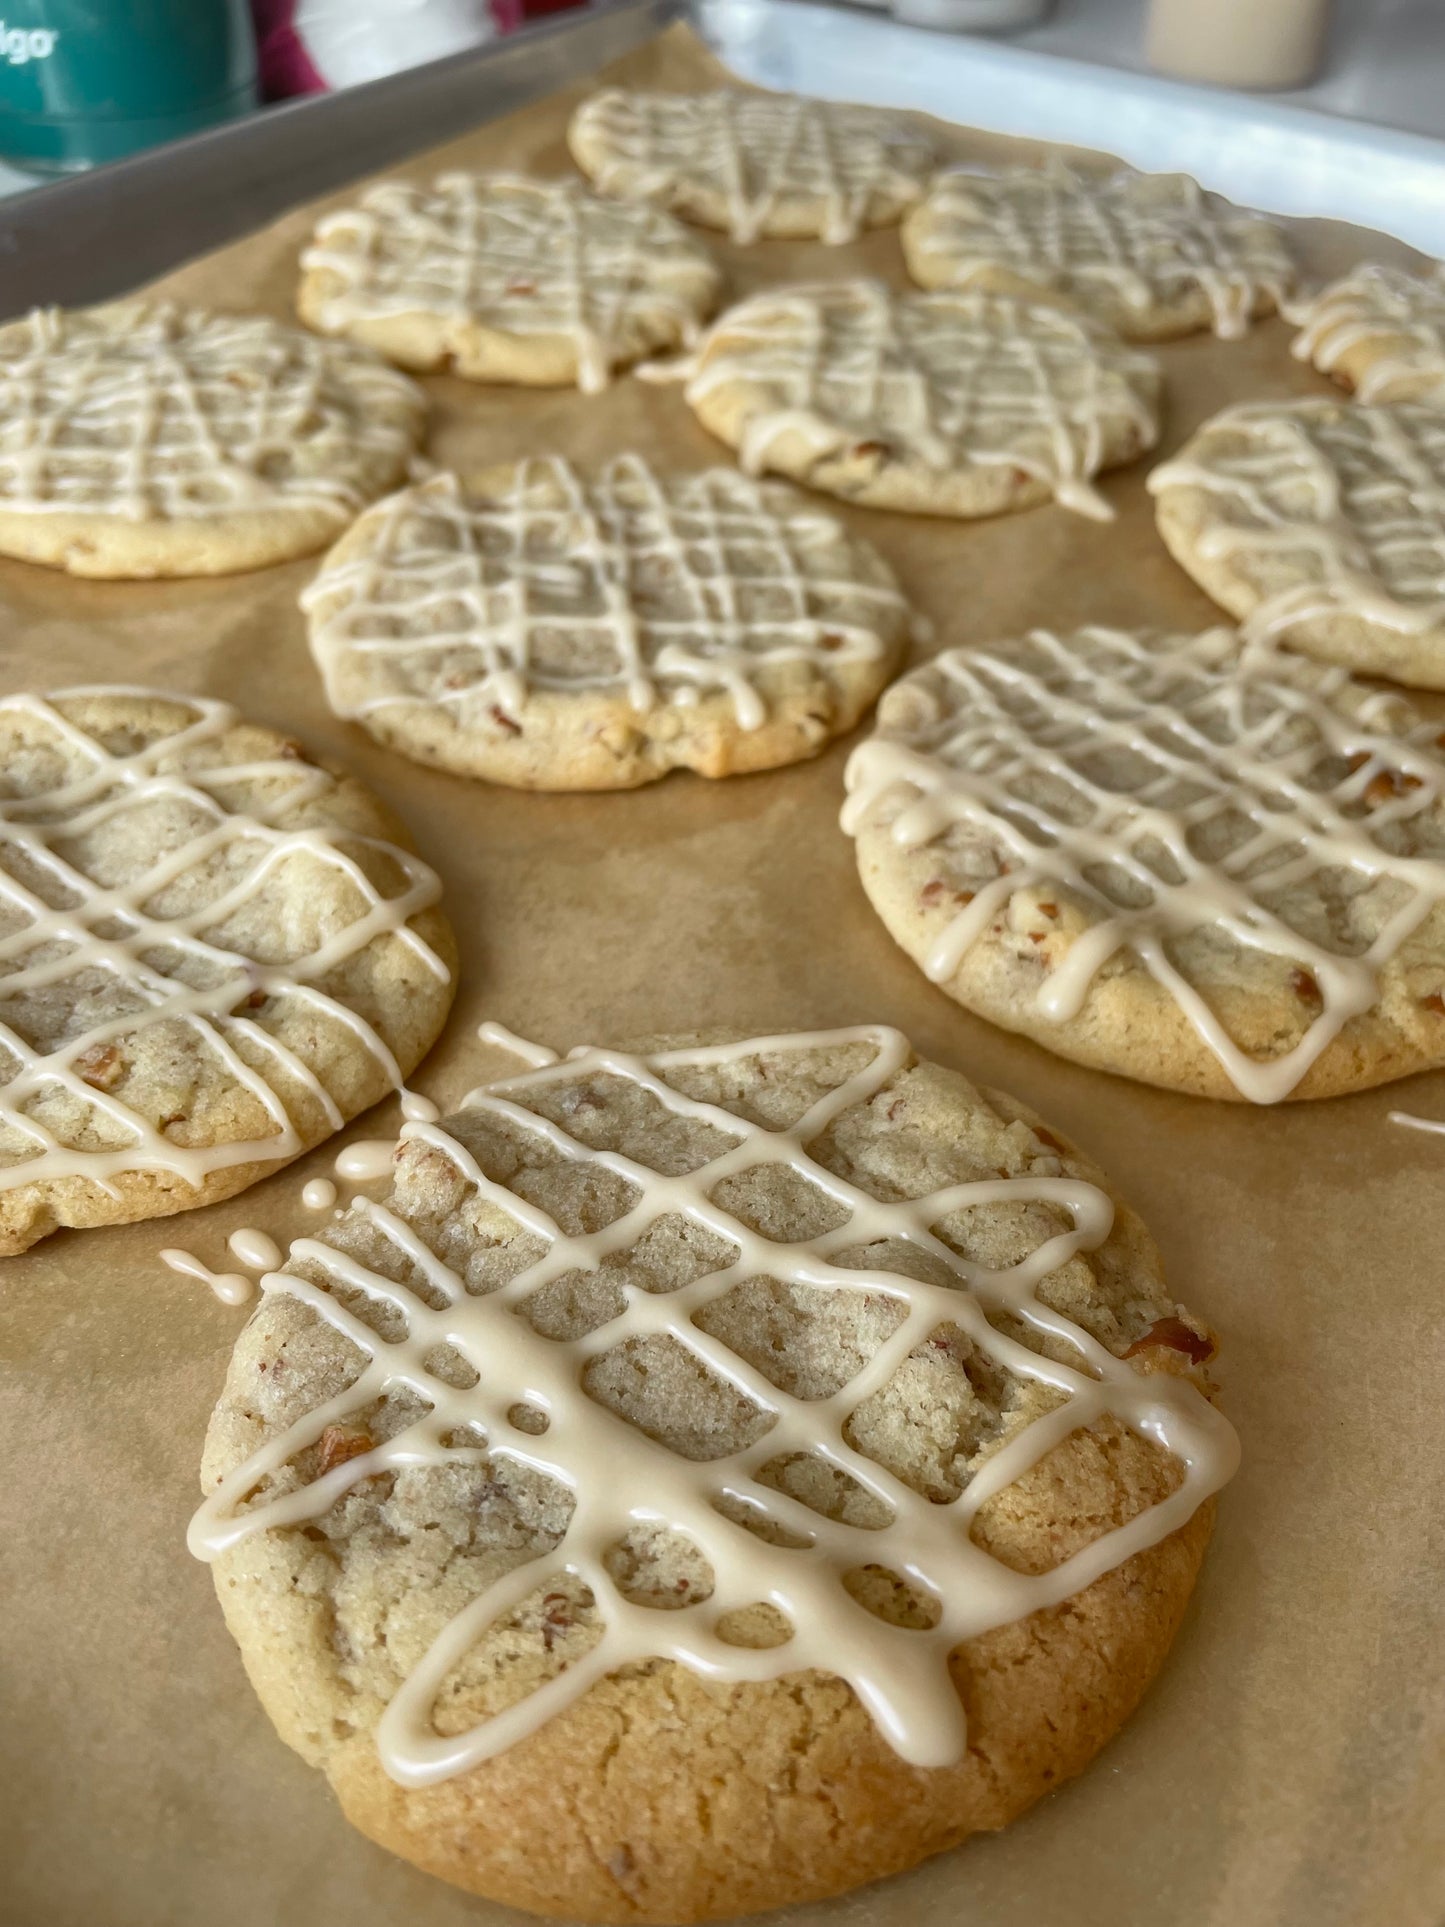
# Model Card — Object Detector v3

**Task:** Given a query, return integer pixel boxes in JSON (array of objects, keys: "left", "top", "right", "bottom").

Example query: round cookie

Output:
[
  {"left": 0, "top": 303, "right": 425, "bottom": 578},
  {"left": 297, "top": 172, "right": 721, "bottom": 394},
  {"left": 903, "top": 159, "right": 1296, "bottom": 342},
  {"left": 301, "top": 453, "right": 913, "bottom": 789},
  {"left": 675, "top": 280, "right": 1160, "bottom": 522},
  {"left": 0, "top": 688, "right": 456, "bottom": 1255},
  {"left": 843, "top": 626, "right": 1445, "bottom": 1103},
  {"left": 192, "top": 1022, "right": 1235, "bottom": 1923},
  {"left": 1291, "top": 259, "right": 1445, "bottom": 404},
  {"left": 1149, "top": 397, "right": 1445, "bottom": 688},
  {"left": 567, "top": 88, "right": 938, "bottom": 245}
]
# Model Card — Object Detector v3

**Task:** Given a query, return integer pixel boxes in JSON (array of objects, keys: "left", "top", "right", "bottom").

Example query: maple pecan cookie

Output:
[
  {"left": 673, "top": 280, "right": 1160, "bottom": 521},
  {"left": 903, "top": 160, "right": 1296, "bottom": 341},
  {"left": 0, "top": 303, "right": 424, "bottom": 577},
  {"left": 568, "top": 88, "right": 938, "bottom": 244},
  {"left": 0, "top": 687, "right": 455, "bottom": 1254},
  {"left": 843, "top": 627, "right": 1445, "bottom": 1101},
  {"left": 302, "top": 453, "right": 912, "bottom": 789},
  {"left": 298, "top": 172, "right": 721, "bottom": 394},
  {"left": 1150, "top": 397, "right": 1445, "bottom": 688},
  {"left": 193, "top": 1023, "right": 1235, "bottom": 1921}
]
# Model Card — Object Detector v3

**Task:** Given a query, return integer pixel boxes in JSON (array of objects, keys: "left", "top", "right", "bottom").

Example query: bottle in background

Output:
[{"left": 1146, "top": 0, "right": 1332, "bottom": 90}]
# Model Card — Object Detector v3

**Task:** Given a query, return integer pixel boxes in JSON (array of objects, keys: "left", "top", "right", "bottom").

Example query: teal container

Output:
[{"left": 0, "top": 0, "right": 257, "bottom": 175}]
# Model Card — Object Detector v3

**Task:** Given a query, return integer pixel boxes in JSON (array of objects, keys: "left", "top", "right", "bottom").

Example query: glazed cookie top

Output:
[
  {"left": 297, "top": 172, "right": 721, "bottom": 393},
  {"left": 1291, "top": 260, "right": 1445, "bottom": 404},
  {"left": 302, "top": 454, "right": 910, "bottom": 736},
  {"left": 1148, "top": 398, "right": 1445, "bottom": 654},
  {"left": 568, "top": 88, "right": 938, "bottom": 245},
  {"left": 0, "top": 688, "right": 453, "bottom": 1253},
  {"left": 0, "top": 304, "right": 424, "bottom": 525},
  {"left": 903, "top": 160, "right": 1296, "bottom": 340},
  {"left": 676, "top": 280, "right": 1161, "bottom": 520},
  {"left": 192, "top": 1023, "right": 1236, "bottom": 1785},
  {"left": 842, "top": 627, "right": 1445, "bottom": 1103}
]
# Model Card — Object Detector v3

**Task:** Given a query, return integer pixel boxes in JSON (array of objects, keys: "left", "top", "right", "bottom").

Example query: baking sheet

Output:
[{"left": 1, "top": 24, "right": 1442, "bottom": 1927}]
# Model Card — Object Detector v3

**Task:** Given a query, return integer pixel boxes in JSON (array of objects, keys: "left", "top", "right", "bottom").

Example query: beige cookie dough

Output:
[
  {"left": 0, "top": 687, "right": 456, "bottom": 1255},
  {"left": 903, "top": 159, "right": 1296, "bottom": 341},
  {"left": 568, "top": 87, "right": 938, "bottom": 245},
  {"left": 0, "top": 303, "right": 425, "bottom": 578},
  {"left": 1291, "top": 259, "right": 1445, "bottom": 404},
  {"left": 843, "top": 626, "right": 1445, "bottom": 1102},
  {"left": 297, "top": 172, "right": 721, "bottom": 394},
  {"left": 1149, "top": 397, "right": 1445, "bottom": 688},
  {"left": 302, "top": 453, "right": 913, "bottom": 790},
  {"left": 674, "top": 280, "right": 1160, "bottom": 521},
  {"left": 194, "top": 1023, "right": 1233, "bottom": 1922}
]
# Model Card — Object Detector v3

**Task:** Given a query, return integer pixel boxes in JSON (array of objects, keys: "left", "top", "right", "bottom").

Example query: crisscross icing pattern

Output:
[
  {"left": 0, "top": 689, "right": 449, "bottom": 1198},
  {"left": 300, "top": 173, "right": 719, "bottom": 393},
  {"left": 572, "top": 89, "right": 937, "bottom": 244},
  {"left": 1149, "top": 399, "right": 1445, "bottom": 646},
  {"left": 1292, "top": 261, "right": 1445, "bottom": 403},
  {"left": 0, "top": 304, "right": 421, "bottom": 519},
  {"left": 906, "top": 160, "right": 1295, "bottom": 338},
  {"left": 189, "top": 1023, "right": 1237, "bottom": 1784},
  {"left": 842, "top": 627, "right": 1445, "bottom": 1103},
  {"left": 679, "top": 281, "right": 1159, "bottom": 520},
  {"left": 302, "top": 454, "right": 907, "bottom": 731}
]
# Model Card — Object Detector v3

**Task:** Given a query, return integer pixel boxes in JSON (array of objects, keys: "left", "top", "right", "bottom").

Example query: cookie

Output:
[
  {"left": 0, "top": 304, "right": 425, "bottom": 578},
  {"left": 0, "top": 688, "right": 456, "bottom": 1255},
  {"left": 301, "top": 454, "right": 912, "bottom": 790},
  {"left": 903, "top": 160, "right": 1296, "bottom": 341},
  {"left": 673, "top": 280, "right": 1160, "bottom": 521},
  {"left": 1290, "top": 260, "right": 1445, "bottom": 404},
  {"left": 192, "top": 1022, "right": 1235, "bottom": 1922},
  {"left": 843, "top": 626, "right": 1445, "bottom": 1102},
  {"left": 567, "top": 88, "right": 938, "bottom": 245},
  {"left": 297, "top": 173, "right": 721, "bottom": 394},
  {"left": 1149, "top": 398, "right": 1445, "bottom": 688}
]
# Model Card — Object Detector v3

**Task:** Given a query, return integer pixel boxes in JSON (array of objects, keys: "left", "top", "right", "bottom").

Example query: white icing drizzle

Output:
[
  {"left": 842, "top": 627, "right": 1445, "bottom": 1104},
  {"left": 228, "top": 1227, "right": 283, "bottom": 1271},
  {"left": 572, "top": 89, "right": 936, "bottom": 246},
  {"left": 674, "top": 281, "right": 1159, "bottom": 522},
  {"left": 0, "top": 688, "right": 450, "bottom": 1205},
  {"left": 0, "top": 303, "right": 422, "bottom": 521},
  {"left": 1389, "top": 1108, "right": 1445, "bottom": 1136},
  {"left": 301, "top": 456, "right": 908, "bottom": 733},
  {"left": 334, "top": 1138, "right": 401, "bottom": 1182},
  {"left": 476, "top": 1020, "right": 560, "bottom": 1069},
  {"left": 906, "top": 160, "right": 1295, "bottom": 340},
  {"left": 1148, "top": 399, "right": 1445, "bottom": 654},
  {"left": 1291, "top": 261, "right": 1445, "bottom": 404},
  {"left": 190, "top": 1023, "right": 1237, "bottom": 1782},
  {"left": 161, "top": 1246, "right": 254, "bottom": 1307},
  {"left": 302, "top": 1177, "right": 338, "bottom": 1210},
  {"left": 300, "top": 173, "right": 719, "bottom": 395}
]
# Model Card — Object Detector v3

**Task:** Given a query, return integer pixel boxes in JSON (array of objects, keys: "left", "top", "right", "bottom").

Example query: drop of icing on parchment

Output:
[
  {"left": 160, "top": 1247, "right": 254, "bottom": 1307},
  {"left": 227, "top": 1227, "right": 283, "bottom": 1272},
  {"left": 190, "top": 1023, "right": 1238, "bottom": 1788},
  {"left": 676, "top": 281, "right": 1159, "bottom": 523},
  {"left": 334, "top": 1138, "right": 401, "bottom": 1183},
  {"left": 0, "top": 687, "right": 451, "bottom": 1211},
  {"left": 1389, "top": 1109, "right": 1445, "bottom": 1137},
  {"left": 302, "top": 1178, "right": 337, "bottom": 1210},
  {"left": 842, "top": 626, "right": 1445, "bottom": 1104}
]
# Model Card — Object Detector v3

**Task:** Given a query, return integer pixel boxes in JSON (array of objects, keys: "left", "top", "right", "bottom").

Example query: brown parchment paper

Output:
[{"left": 1, "top": 26, "right": 1442, "bottom": 1927}]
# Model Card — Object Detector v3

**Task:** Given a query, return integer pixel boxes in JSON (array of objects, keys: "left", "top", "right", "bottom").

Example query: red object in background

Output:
[
  {"left": 520, "top": 0, "right": 586, "bottom": 16},
  {"left": 251, "top": 0, "right": 328, "bottom": 98}
]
